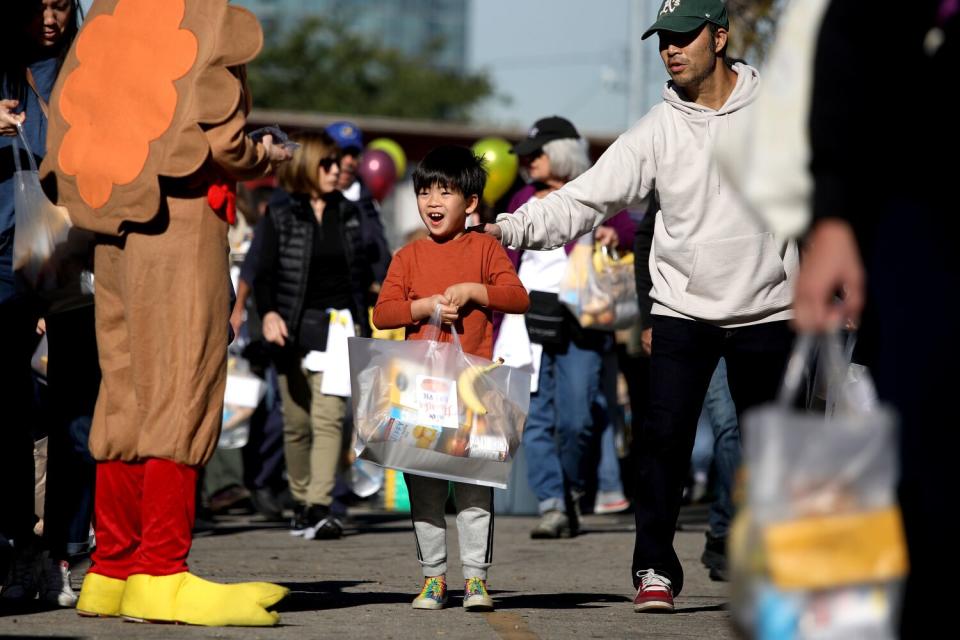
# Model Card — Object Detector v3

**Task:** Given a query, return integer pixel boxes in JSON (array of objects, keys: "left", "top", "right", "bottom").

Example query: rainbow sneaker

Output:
[
  {"left": 463, "top": 577, "right": 493, "bottom": 611},
  {"left": 412, "top": 576, "right": 447, "bottom": 610}
]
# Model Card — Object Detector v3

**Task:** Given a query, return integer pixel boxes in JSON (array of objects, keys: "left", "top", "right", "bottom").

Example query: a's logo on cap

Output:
[
  {"left": 660, "top": 0, "right": 681, "bottom": 16},
  {"left": 528, "top": 126, "right": 539, "bottom": 138}
]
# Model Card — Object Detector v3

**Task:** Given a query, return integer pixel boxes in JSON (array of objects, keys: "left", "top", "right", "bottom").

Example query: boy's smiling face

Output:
[{"left": 416, "top": 182, "right": 479, "bottom": 242}]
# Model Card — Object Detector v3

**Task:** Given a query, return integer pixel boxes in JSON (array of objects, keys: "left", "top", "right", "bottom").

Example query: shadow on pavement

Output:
[
  {"left": 0, "top": 600, "right": 68, "bottom": 619},
  {"left": 491, "top": 592, "right": 631, "bottom": 610},
  {"left": 674, "top": 602, "right": 728, "bottom": 613},
  {"left": 276, "top": 580, "right": 411, "bottom": 611}
]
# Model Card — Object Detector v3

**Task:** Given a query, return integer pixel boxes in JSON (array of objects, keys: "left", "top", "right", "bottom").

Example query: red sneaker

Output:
[{"left": 633, "top": 569, "right": 674, "bottom": 612}]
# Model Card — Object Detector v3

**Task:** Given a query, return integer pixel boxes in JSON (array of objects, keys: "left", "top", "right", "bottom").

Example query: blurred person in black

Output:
[
  {"left": 793, "top": 0, "right": 957, "bottom": 634},
  {"left": 325, "top": 121, "right": 391, "bottom": 288},
  {"left": 0, "top": 0, "right": 86, "bottom": 608}
]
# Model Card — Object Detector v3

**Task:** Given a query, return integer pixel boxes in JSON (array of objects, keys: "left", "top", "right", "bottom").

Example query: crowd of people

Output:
[{"left": 1, "top": 0, "right": 951, "bottom": 635}]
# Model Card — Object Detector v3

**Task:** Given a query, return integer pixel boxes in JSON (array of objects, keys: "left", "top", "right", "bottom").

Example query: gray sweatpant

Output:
[{"left": 405, "top": 474, "right": 494, "bottom": 580}]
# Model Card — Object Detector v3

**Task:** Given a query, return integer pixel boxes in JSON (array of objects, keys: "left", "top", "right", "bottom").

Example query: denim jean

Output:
[
  {"left": 523, "top": 333, "right": 610, "bottom": 514},
  {"left": 597, "top": 420, "right": 624, "bottom": 494},
  {"left": 242, "top": 366, "right": 287, "bottom": 493},
  {"left": 632, "top": 316, "right": 792, "bottom": 595},
  {"left": 702, "top": 358, "right": 739, "bottom": 538},
  {"left": 596, "top": 348, "right": 625, "bottom": 495}
]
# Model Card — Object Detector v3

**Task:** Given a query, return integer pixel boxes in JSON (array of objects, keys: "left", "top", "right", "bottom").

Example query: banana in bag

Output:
[
  {"left": 348, "top": 308, "right": 530, "bottom": 488},
  {"left": 558, "top": 239, "right": 638, "bottom": 330}
]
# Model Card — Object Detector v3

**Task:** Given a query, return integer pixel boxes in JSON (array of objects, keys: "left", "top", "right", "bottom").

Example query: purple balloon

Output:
[{"left": 357, "top": 149, "right": 397, "bottom": 201}]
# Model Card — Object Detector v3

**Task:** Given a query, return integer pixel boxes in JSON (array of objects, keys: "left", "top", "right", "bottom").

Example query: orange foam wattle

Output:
[{"left": 58, "top": 0, "right": 198, "bottom": 209}]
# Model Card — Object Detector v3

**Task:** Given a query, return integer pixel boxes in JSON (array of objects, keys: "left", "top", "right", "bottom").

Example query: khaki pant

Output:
[{"left": 277, "top": 368, "right": 346, "bottom": 507}]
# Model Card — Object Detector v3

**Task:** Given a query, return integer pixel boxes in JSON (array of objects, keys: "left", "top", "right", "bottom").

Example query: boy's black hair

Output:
[{"left": 412, "top": 145, "right": 487, "bottom": 199}]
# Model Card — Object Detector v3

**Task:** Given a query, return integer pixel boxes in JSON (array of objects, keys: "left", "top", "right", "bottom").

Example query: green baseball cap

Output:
[{"left": 641, "top": 0, "right": 729, "bottom": 40}]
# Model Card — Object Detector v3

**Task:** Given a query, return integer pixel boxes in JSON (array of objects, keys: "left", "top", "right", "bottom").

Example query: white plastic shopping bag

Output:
[
  {"left": 349, "top": 305, "right": 531, "bottom": 489},
  {"left": 220, "top": 354, "right": 265, "bottom": 449},
  {"left": 11, "top": 124, "right": 95, "bottom": 308},
  {"left": 731, "top": 334, "right": 907, "bottom": 639},
  {"left": 558, "top": 236, "right": 638, "bottom": 330}
]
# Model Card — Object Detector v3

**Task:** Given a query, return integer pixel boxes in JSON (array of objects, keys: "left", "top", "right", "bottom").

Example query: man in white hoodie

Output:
[{"left": 482, "top": 0, "right": 796, "bottom": 612}]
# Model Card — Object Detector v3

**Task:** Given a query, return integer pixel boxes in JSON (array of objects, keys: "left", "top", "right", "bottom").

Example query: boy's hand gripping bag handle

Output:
[{"left": 421, "top": 303, "right": 464, "bottom": 353}]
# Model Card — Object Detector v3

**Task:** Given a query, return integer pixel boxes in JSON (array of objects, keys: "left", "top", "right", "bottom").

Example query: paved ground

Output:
[{"left": 0, "top": 507, "right": 736, "bottom": 639}]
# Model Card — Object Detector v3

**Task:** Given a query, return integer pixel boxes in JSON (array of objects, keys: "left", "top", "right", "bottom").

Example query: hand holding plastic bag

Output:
[
  {"left": 348, "top": 305, "right": 530, "bottom": 488},
  {"left": 11, "top": 123, "right": 95, "bottom": 306},
  {"left": 12, "top": 124, "right": 71, "bottom": 287},
  {"left": 731, "top": 333, "right": 907, "bottom": 639}
]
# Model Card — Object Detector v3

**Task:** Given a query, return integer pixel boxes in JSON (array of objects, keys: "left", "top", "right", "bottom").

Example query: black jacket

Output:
[{"left": 253, "top": 191, "right": 376, "bottom": 344}]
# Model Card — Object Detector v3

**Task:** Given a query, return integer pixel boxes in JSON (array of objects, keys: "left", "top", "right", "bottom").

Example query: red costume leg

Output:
[
  {"left": 134, "top": 458, "right": 197, "bottom": 576},
  {"left": 89, "top": 460, "right": 144, "bottom": 580}
]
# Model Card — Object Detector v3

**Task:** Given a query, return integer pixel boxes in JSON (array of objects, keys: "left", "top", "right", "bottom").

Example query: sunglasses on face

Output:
[{"left": 319, "top": 155, "right": 341, "bottom": 170}]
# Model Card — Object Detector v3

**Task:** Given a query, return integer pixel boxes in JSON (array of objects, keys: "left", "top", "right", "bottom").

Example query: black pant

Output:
[
  {"left": 859, "top": 199, "right": 957, "bottom": 637},
  {"left": 631, "top": 316, "right": 793, "bottom": 595},
  {"left": 42, "top": 305, "right": 99, "bottom": 559},
  {"left": 0, "top": 297, "right": 41, "bottom": 544}
]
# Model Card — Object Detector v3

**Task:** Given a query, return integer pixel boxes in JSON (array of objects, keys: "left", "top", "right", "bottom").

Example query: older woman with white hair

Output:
[{"left": 494, "top": 116, "right": 635, "bottom": 538}]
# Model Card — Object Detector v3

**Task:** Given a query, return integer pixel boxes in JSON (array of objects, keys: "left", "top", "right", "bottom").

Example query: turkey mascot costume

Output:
[{"left": 40, "top": 0, "right": 288, "bottom": 626}]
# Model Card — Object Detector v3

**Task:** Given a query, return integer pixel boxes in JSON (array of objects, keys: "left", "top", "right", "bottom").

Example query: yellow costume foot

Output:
[
  {"left": 76, "top": 573, "right": 126, "bottom": 617},
  {"left": 119, "top": 572, "right": 288, "bottom": 626}
]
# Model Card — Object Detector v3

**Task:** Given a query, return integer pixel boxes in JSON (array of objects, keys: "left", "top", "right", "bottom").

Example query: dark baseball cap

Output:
[
  {"left": 641, "top": 0, "right": 729, "bottom": 40},
  {"left": 511, "top": 116, "right": 580, "bottom": 156}
]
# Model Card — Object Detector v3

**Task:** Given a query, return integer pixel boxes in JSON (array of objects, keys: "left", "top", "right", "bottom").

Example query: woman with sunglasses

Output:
[{"left": 252, "top": 131, "right": 377, "bottom": 540}]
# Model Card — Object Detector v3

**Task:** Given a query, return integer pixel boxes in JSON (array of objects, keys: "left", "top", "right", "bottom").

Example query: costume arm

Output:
[
  {"left": 495, "top": 125, "right": 654, "bottom": 250},
  {"left": 371, "top": 251, "right": 412, "bottom": 330},
  {"left": 484, "top": 243, "right": 530, "bottom": 314},
  {"left": 205, "top": 108, "right": 271, "bottom": 181}
]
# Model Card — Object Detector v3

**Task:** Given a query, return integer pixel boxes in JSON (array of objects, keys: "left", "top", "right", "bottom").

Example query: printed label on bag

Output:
[
  {"left": 384, "top": 418, "right": 442, "bottom": 451},
  {"left": 467, "top": 433, "right": 509, "bottom": 461},
  {"left": 415, "top": 375, "right": 459, "bottom": 429}
]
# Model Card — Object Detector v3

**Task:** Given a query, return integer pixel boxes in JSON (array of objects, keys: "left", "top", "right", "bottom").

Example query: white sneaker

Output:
[
  {"left": 594, "top": 491, "right": 630, "bottom": 514},
  {"left": 41, "top": 558, "right": 78, "bottom": 608}
]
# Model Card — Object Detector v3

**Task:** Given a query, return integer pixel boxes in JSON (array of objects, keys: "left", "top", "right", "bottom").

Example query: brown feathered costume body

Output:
[{"left": 41, "top": 0, "right": 287, "bottom": 625}]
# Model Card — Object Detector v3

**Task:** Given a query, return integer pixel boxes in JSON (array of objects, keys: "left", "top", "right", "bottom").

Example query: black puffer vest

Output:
[{"left": 268, "top": 192, "right": 373, "bottom": 340}]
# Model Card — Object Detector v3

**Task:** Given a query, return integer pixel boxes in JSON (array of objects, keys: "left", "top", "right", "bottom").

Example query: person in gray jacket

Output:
[{"left": 481, "top": 0, "right": 795, "bottom": 612}]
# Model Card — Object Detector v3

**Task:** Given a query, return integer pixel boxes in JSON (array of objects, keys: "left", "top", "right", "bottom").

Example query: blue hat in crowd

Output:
[{"left": 325, "top": 121, "right": 363, "bottom": 152}]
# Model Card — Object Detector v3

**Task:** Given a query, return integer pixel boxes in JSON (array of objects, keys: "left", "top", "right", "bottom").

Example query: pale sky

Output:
[
  {"left": 80, "top": 0, "right": 667, "bottom": 136},
  {"left": 468, "top": 0, "right": 667, "bottom": 136}
]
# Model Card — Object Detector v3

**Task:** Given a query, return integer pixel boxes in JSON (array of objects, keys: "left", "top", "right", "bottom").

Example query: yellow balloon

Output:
[
  {"left": 367, "top": 138, "right": 407, "bottom": 179},
  {"left": 471, "top": 137, "right": 519, "bottom": 206}
]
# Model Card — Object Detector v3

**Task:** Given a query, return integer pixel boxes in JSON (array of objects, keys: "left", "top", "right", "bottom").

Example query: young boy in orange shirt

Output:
[{"left": 373, "top": 146, "right": 529, "bottom": 611}]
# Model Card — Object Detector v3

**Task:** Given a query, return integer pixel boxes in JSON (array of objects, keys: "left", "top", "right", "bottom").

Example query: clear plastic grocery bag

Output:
[
  {"left": 558, "top": 236, "right": 638, "bottom": 330},
  {"left": 220, "top": 354, "right": 265, "bottom": 449},
  {"left": 731, "top": 333, "right": 907, "bottom": 640},
  {"left": 11, "top": 124, "right": 72, "bottom": 289},
  {"left": 348, "top": 305, "right": 531, "bottom": 489}
]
